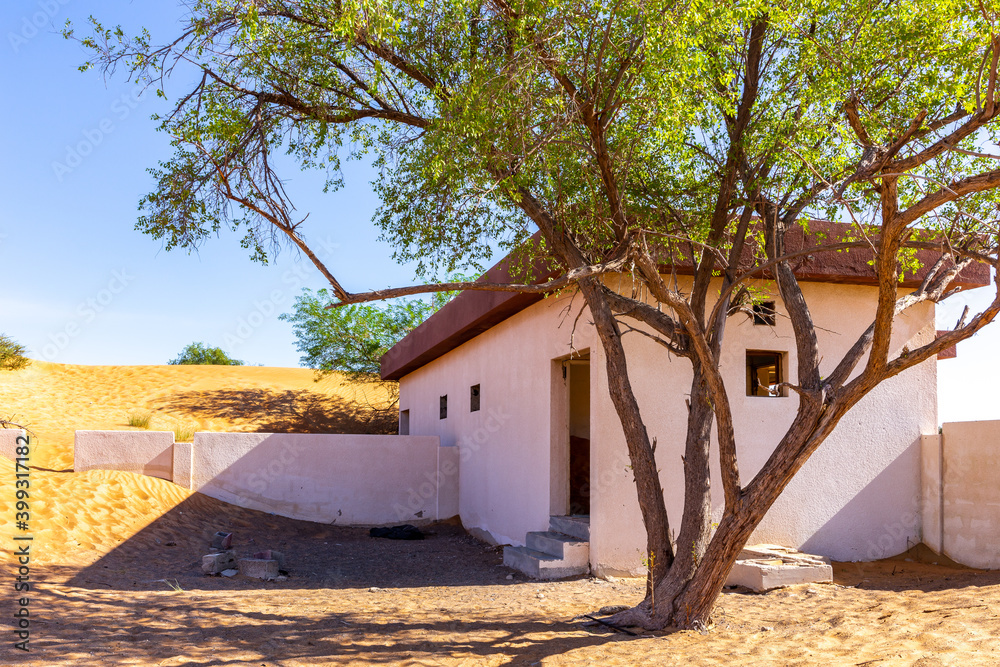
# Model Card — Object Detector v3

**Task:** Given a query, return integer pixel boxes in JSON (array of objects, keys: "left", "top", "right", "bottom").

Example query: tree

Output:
[
  {"left": 280, "top": 287, "right": 459, "bottom": 379},
  {"left": 0, "top": 334, "right": 30, "bottom": 371},
  {"left": 75, "top": 0, "right": 1000, "bottom": 630},
  {"left": 168, "top": 342, "right": 244, "bottom": 366}
]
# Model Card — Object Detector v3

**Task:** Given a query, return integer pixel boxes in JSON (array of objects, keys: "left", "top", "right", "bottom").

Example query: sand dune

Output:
[{"left": 0, "top": 360, "right": 394, "bottom": 471}]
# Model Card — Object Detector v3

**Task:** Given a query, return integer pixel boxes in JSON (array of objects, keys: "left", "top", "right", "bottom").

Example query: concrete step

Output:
[
  {"left": 503, "top": 545, "right": 590, "bottom": 580},
  {"left": 549, "top": 515, "right": 590, "bottom": 541},
  {"left": 526, "top": 531, "right": 589, "bottom": 567}
]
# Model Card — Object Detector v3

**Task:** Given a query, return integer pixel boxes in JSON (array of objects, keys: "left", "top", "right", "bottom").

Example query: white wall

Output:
[
  {"left": 71, "top": 430, "right": 459, "bottom": 527},
  {"left": 74, "top": 430, "right": 175, "bottom": 480},
  {"left": 0, "top": 429, "right": 28, "bottom": 461},
  {"left": 923, "top": 420, "right": 1000, "bottom": 568},
  {"left": 191, "top": 432, "right": 457, "bottom": 526},
  {"left": 399, "top": 277, "right": 939, "bottom": 572}
]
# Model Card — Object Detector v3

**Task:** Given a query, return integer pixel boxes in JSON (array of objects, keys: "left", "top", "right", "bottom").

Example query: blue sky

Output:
[{"left": 1, "top": 1, "right": 997, "bottom": 424}]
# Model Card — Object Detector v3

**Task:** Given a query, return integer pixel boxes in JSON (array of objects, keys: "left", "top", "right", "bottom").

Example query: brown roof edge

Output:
[
  {"left": 379, "top": 245, "right": 557, "bottom": 381},
  {"left": 380, "top": 221, "right": 991, "bottom": 381}
]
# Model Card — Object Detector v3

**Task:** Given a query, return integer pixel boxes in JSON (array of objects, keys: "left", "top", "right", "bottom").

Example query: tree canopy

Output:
[
  {"left": 279, "top": 288, "right": 453, "bottom": 379},
  {"left": 168, "top": 342, "right": 245, "bottom": 366},
  {"left": 75, "top": 0, "right": 1000, "bottom": 630}
]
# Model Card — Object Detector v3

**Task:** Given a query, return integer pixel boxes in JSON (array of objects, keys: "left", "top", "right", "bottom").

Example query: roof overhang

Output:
[{"left": 380, "top": 221, "right": 991, "bottom": 381}]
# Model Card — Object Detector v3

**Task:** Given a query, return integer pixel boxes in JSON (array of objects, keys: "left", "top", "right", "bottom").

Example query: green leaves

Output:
[
  {"left": 168, "top": 342, "right": 245, "bottom": 365},
  {"left": 279, "top": 287, "right": 455, "bottom": 378}
]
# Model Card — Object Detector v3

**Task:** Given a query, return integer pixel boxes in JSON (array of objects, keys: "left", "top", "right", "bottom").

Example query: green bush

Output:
[
  {"left": 0, "top": 335, "right": 30, "bottom": 371},
  {"left": 168, "top": 342, "right": 244, "bottom": 366}
]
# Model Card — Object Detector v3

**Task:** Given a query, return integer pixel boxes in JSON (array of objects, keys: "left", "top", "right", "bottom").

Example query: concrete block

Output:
[
  {"left": 202, "top": 552, "right": 237, "bottom": 575},
  {"left": 252, "top": 550, "right": 286, "bottom": 570},
  {"left": 726, "top": 544, "right": 833, "bottom": 592},
  {"left": 239, "top": 558, "right": 280, "bottom": 580},
  {"left": 212, "top": 532, "right": 233, "bottom": 550}
]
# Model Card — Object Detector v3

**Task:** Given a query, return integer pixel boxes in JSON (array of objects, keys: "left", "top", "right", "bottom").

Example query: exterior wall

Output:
[
  {"left": 0, "top": 429, "right": 27, "bottom": 460},
  {"left": 923, "top": 421, "right": 1000, "bottom": 568},
  {"left": 71, "top": 430, "right": 458, "bottom": 527},
  {"left": 191, "top": 433, "right": 455, "bottom": 526},
  {"left": 399, "top": 277, "right": 938, "bottom": 572},
  {"left": 398, "top": 293, "right": 601, "bottom": 546},
  {"left": 74, "top": 430, "right": 175, "bottom": 480}
]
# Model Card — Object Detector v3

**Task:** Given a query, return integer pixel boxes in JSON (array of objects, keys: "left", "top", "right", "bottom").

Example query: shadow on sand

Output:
[{"left": 155, "top": 387, "right": 397, "bottom": 435}]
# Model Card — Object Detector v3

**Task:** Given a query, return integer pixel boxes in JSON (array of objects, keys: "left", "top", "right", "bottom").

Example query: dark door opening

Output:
[{"left": 568, "top": 359, "right": 590, "bottom": 516}]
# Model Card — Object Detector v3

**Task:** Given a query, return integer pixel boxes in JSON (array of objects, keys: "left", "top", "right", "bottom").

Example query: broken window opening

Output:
[
  {"left": 746, "top": 351, "right": 785, "bottom": 397},
  {"left": 752, "top": 301, "right": 777, "bottom": 326}
]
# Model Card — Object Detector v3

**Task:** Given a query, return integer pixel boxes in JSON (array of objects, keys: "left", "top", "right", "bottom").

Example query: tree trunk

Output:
[{"left": 577, "top": 278, "right": 675, "bottom": 586}]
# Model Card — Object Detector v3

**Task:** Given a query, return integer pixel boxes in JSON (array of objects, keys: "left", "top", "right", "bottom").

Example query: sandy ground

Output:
[
  {"left": 1, "top": 362, "right": 999, "bottom": 666},
  {"left": 0, "top": 360, "right": 395, "bottom": 471}
]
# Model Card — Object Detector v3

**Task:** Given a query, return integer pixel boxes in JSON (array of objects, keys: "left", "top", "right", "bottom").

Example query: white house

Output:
[{"left": 380, "top": 223, "right": 988, "bottom": 578}]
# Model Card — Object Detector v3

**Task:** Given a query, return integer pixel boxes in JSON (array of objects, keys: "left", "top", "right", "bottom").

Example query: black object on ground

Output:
[{"left": 369, "top": 525, "right": 425, "bottom": 540}]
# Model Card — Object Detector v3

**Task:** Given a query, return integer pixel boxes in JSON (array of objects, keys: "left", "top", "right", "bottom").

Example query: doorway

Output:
[{"left": 567, "top": 357, "right": 591, "bottom": 515}]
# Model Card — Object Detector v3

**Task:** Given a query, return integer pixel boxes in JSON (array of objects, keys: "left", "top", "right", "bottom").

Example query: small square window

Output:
[
  {"left": 746, "top": 351, "right": 785, "bottom": 397},
  {"left": 470, "top": 384, "right": 481, "bottom": 412},
  {"left": 752, "top": 301, "right": 776, "bottom": 326},
  {"left": 440, "top": 395, "right": 448, "bottom": 420}
]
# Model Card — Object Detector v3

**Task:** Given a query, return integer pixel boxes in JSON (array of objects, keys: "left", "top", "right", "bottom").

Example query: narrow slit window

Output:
[
  {"left": 746, "top": 351, "right": 784, "bottom": 397},
  {"left": 470, "top": 384, "right": 481, "bottom": 412},
  {"left": 752, "top": 301, "right": 776, "bottom": 326},
  {"left": 399, "top": 409, "right": 410, "bottom": 435},
  {"left": 439, "top": 395, "right": 448, "bottom": 420}
]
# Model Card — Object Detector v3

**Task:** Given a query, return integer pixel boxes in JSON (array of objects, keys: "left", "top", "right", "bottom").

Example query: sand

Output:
[
  {"left": 0, "top": 360, "right": 395, "bottom": 471},
  {"left": 1, "top": 361, "right": 999, "bottom": 666}
]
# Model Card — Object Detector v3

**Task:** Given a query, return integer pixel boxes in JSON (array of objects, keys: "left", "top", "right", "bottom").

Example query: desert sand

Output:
[{"left": 1, "top": 361, "right": 999, "bottom": 666}]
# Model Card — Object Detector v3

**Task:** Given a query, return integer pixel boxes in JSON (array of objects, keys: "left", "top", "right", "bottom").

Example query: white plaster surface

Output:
[
  {"left": 940, "top": 420, "right": 1000, "bottom": 568},
  {"left": 191, "top": 432, "right": 456, "bottom": 525},
  {"left": 398, "top": 276, "right": 942, "bottom": 573},
  {"left": 74, "top": 430, "right": 175, "bottom": 480},
  {"left": 0, "top": 429, "right": 27, "bottom": 461},
  {"left": 173, "top": 441, "right": 194, "bottom": 490}
]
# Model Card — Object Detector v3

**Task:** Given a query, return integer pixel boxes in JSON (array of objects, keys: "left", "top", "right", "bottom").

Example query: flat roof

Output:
[{"left": 380, "top": 222, "right": 991, "bottom": 380}]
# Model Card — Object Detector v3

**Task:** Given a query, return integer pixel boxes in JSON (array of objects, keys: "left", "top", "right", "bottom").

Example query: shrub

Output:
[
  {"left": 127, "top": 411, "right": 152, "bottom": 429},
  {"left": 168, "top": 342, "right": 244, "bottom": 366},
  {"left": 173, "top": 425, "right": 196, "bottom": 442},
  {"left": 0, "top": 335, "right": 30, "bottom": 371}
]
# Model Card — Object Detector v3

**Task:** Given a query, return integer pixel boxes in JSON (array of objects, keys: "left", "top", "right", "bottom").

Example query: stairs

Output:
[{"left": 503, "top": 515, "right": 590, "bottom": 579}]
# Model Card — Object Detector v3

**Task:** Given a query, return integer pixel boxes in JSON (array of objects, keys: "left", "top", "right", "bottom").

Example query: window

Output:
[
  {"left": 399, "top": 409, "right": 410, "bottom": 435},
  {"left": 470, "top": 384, "right": 481, "bottom": 412},
  {"left": 746, "top": 351, "right": 785, "bottom": 397},
  {"left": 440, "top": 395, "right": 448, "bottom": 420},
  {"left": 752, "top": 301, "right": 776, "bottom": 326}
]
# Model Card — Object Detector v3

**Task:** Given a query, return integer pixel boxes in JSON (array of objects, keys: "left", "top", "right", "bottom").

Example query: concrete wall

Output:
[
  {"left": 190, "top": 433, "right": 456, "bottom": 525},
  {"left": 923, "top": 421, "right": 1000, "bottom": 568},
  {"left": 71, "top": 430, "right": 458, "bottom": 527},
  {"left": 74, "top": 430, "right": 175, "bottom": 480},
  {"left": 0, "top": 429, "right": 28, "bottom": 460},
  {"left": 398, "top": 276, "right": 939, "bottom": 572}
]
